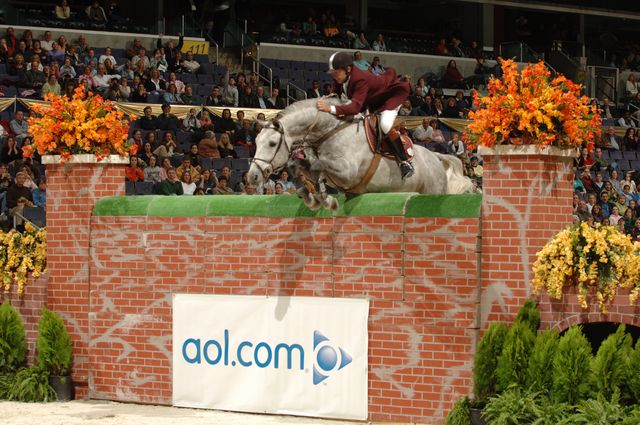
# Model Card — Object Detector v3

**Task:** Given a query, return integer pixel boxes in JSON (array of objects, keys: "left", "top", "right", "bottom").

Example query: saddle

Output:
[{"left": 364, "top": 115, "right": 414, "bottom": 161}]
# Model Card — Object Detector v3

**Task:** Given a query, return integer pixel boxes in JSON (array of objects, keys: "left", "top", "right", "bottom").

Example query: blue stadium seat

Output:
[
  {"left": 199, "top": 157, "right": 213, "bottom": 170},
  {"left": 232, "top": 158, "right": 250, "bottom": 171},
  {"left": 197, "top": 74, "right": 214, "bottom": 85},
  {"left": 125, "top": 181, "right": 136, "bottom": 195},
  {"left": 181, "top": 73, "right": 197, "bottom": 84},
  {"left": 234, "top": 145, "right": 251, "bottom": 158},
  {"left": 177, "top": 131, "right": 194, "bottom": 145},
  {"left": 623, "top": 151, "right": 636, "bottom": 160},
  {"left": 147, "top": 93, "right": 161, "bottom": 104},
  {"left": 212, "top": 158, "right": 231, "bottom": 170},
  {"left": 0, "top": 64, "right": 6, "bottom": 74},
  {"left": 197, "top": 85, "right": 211, "bottom": 96},
  {"left": 1, "top": 86, "right": 16, "bottom": 97},
  {"left": 610, "top": 151, "right": 623, "bottom": 160},
  {"left": 135, "top": 181, "right": 155, "bottom": 195},
  {"left": 631, "top": 160, "right": 640, "bottom": 170},
  {"left": 23, "top": 207, "right": 46, "bottom": 228}
]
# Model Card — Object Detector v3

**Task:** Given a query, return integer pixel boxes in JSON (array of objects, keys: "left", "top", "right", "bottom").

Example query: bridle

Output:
[{"left": 250, "top": 120, "right": 290, "bottom": 179}]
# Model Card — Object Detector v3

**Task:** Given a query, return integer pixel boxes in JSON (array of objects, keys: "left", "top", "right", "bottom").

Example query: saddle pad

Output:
[{"left": 364, "top": 115, "right": 414, "bottom": 161}]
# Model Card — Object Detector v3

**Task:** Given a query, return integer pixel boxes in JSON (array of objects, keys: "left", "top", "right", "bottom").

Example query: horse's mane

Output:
[{"left": 274, "top": 97, "right": 345, "bottom": 122}]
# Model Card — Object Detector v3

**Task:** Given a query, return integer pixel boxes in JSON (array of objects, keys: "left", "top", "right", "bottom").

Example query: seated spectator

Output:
[
  {"left": 470, "top": 156, "right": 483, "bottom": 185},
  {"left": 183, "top": 108, "right": 201, "bottom": 132},
  {"left": 371, "top": 56, "right": 385, "bottom": 75},
  {"left": 450, "top": 37, "right": 465, "bottom": 57},
  {"left": 103, "top": 57, "right": 117, "bottom": 74},
  {"left": 157, "top": 103, "right": 179, "bottom": 130},
  {"left": 352, "top": 32, "right": 370, "bottom": 50},
  {"left": 14, "top": 41, "right": 29, "bottom": 62},
  {"left": 600, "top": 127, "right": 620, "bottom": 150},
  {"left": 176, "top": 157, "right": 199, "bottom": 182},
  {"left": 198, "top": 131, "right": 220, "bottom": 158},
  {"left": 130, "top": 83, "right": 148, "bottom": 103},
  {"left": 623, "top": 171, "right": 637, "bottom": 193},
  {"left": 23, "top": 57, "right": 46, "bottom": 86},
  {"left": 442, "top": 97, "right": 463, "bottom": 118},
  {"left": 9, "top": 53, "right": 26, "bottom": 77},
  {"left": 153, "top": 130, "right": 178, "bottom": 157},
  {"left": 0, "top": 39, "right": 11, "bottom": 63},
  {"left": 626, "top": 73, "right": 638, "bottom": 99},
  {"left": 353, "top": 51, "right": 370, "bottom": 71},
  {"left": 32, "top": 177, "right": 46, "bottom": 208},
  {"left": 436, "top": 38, "right": 449, "bottom": 56},
  {"left": 1, "top": 136, "right": 21, "bottom": 164},
  {"left": 56, "top": 0, "right": 71, "bottom": 20},
  {"left": 372, "top": 33, "right": 387, "bottom": 52},
  {"left": 162, "top": 83, "right": 182, "bottom": 104},
  {"left": 205, "top": 86, "right": 223, "bottom": 106},
  {"left": 93, "top": 63, "right": 120, "bottom": 94},
  {"left": 180, "top": 85, "right": 200, "bottom": 105},
  {"left": 218, "top": 133, "right": 236, "bottom": 158},
  {"left": 443, "top": 60, "right": 465, "bottom": 88},
  {"left": 184, "top": 143, "right": 201, "bottom": 168},
  {"left": 180, "top": 171, "right": 197, "bottom": 195},
  {"left": 212, "top": 175, "right": 234, "bottom": 195},
  {"left": 47, "top": 42, "right": 65, "bottom": 64},
  {"left": 266, "top": 88, "right": 285, "bottom": 109},
  {"left": 116, "top": 61, "right": 134, "bottom": 80},
  {"left": 59, "top": 57, "right": 76, "bottom": 80},
  {"left": 75, "top": 35, "right": 90, "bottom": 58},
  {"left": 238, "top": 85, "right": 258, "bottom": 108},
  {"left": 168, "top": 51, "right": 184, "bottom": 73},
  {"left": 129, "top": 130, "right": 144, "bottom": 153},
  {"left": 125, "top": 38, "right": 144, "bottom": 60},
  {"left": 448, "top": 132, "right": 465, "bottom": 157},
  {"left": 181, "top": 52, "right": 200, "bottom": 74},
  {"left": 117, "top": 77, "right": 131, "bottom": 100},
  {"left": 433, "top": 98, "right": 444, "bottom": 117},
  {"left": 623, "top": 128, "right": 637, "bottom": 151},
  {"left": 84, "top": 48, "right": 99, "bottom": 69},
  {"left": 125, "top": 156, "right": 144, "bottom": 182},
  {"left": 86, "top": 1, "right": 108, "bottom": 23},
  {"left": 7, "top": 172, "right": 34, "bottom": 226},
  {"left": 398, "top": 99, "right": 412, "bottom": 116},
  {"left": 277, "top": 170, "right": 294, "bottom": 191},
  {"left": 167, "top": 72, "right": 185, "bottom": 94},
  {"left": 303, "top": 16, "right": 318, "bottom": 35},
  {"left": 618, "top": 111, "right": 636, "bottom": 128},
  {"left": 215, "top": 108, "right": 237, "bottom": 135},
  {"left": 145, "top": 69, "right": 166, "bottom": 93},
  {"left": 156, "top": 167, "right": 183, "bottom": 195},
  {"left": 144, "top": 155, "right": 162, "bottom": 183},
  {"left": 306, "top": 80, "right": 321, "bottom": 99},
  {"left": 235, "top": 119, "right": 255, "bottom": 146},
  {"left": 150, "top": 48, "right": 168, "bottom": 72},
  {"left": 198, "top": 169, "right": 217, "bottom": 194},
  {"left": 131, "top": 48, "right": 150, "bottom": 72},
  {"left": 221, "top": 65, "right": 239, "bottom": 107},
  {"left": 157, "top": 33, "right": 184, "bottom": 63},
  {"left": 42, "top": 74, "right": 61, "bottom": 97},
  {"left": 10, "top": 112, "right": 31, "bottom": 144},
  {"left": 99, "top": 47, "right": 116, "bottom": 66},
  {"left": 412, "top": 119, "right": 433, "bottom": 143},
  {"left": 139, "top": 106, "right": 158, "bottom": 130},
  {"left": 199, "top": 110, "right": 214, "bottom": 130}
]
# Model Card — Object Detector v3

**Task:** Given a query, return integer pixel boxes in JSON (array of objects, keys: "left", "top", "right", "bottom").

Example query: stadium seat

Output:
[
  {"left": 199, "top": 157, "right": 213, "bottom": 170},
  {"left": 177, "top": 131, "right": 194, "bottom": 145},
  {"left": 623, "top": 151, "right": 636, "bottom": 160},
  {"left": 212, "top": 158, "right": 231, "bottom": 170},
  {"left": 197, "top": 74, "right": 214, "bottom": 85},
  {"left": 125, "top": 181, "right": 136, "bottom": 195},
  {"left": 23, "top": 207, "right": 46, "bottom": 228},
  {"left": 610, "top": 151, "right": 623, "bottom": 160},
  {"left": 234, "top": 146, "right": 251, "bottom": 158},
  {"left": 135, "top": 181, "right": 155, "bottom": 195},
  {"left": 232, "top": 158, "right": 250, "bottom": 171}
]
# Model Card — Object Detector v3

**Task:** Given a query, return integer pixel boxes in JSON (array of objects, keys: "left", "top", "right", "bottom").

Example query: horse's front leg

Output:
[{"left": 314, "top": 174, "right": 339, "bottom": 211}]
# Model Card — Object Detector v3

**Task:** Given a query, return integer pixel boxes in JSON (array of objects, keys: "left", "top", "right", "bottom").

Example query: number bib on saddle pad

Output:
[{"left": 363, "top": 115, "right": 414, "bottom": 161}]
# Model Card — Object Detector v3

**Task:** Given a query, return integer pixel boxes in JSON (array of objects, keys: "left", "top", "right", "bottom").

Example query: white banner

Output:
[{"left": 172, "top": 294, "right": 369, "bottom": 420}]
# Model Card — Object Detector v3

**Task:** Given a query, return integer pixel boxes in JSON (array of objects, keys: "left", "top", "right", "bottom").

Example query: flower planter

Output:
[
  {"left": 41, "top": 154, "right": 130, "bottom": 165},
  {"left": 477, "top": 145, "right": 578, "bottom": 158},
  {"left": 49, "top": 374, "right": 73, "bottom": 401},
  {"left": 469, "top": 407, "right": 486, "bottom": 425}
]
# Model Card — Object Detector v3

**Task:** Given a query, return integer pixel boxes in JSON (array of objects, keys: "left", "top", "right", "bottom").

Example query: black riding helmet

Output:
[{"left": 328, "top": 52, "right": 353, "bottom": 72}]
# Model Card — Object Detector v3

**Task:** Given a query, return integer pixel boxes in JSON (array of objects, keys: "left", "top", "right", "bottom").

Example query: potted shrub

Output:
[
  {"left": 496, "top": 321, "right": 535, "bottom": 390},
  {"left": 0, "top": 301, "right": 27, "bottom": 373},
  {"left": 36, "top": 307, "right": 73, "bottom": 401},
  {"left": 552, "top": 326, "right": 594, "bottom": 405},
  {"left": 471, "top": 322, "right": 509, "bottom": 424},
  {"left": 526, "top": 329, "right": 559, "bottom": 394},
  {"left": 445, "top": 396, "right": 471, "bottom": 425}
]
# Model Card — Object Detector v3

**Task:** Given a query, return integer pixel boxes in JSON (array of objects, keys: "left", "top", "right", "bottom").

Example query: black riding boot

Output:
[{"left": 387, "top": 131, "right": 414, "bottom": 179}]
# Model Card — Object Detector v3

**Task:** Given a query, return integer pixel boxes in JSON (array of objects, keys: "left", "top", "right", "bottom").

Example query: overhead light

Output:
[{"left": 215, "top": 1, "right": 230, "bottom": 11}]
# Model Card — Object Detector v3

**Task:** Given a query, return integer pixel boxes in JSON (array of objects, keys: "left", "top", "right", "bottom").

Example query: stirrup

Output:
[{"left": 399, "top": 161, "right": 414, "bottom": 179}]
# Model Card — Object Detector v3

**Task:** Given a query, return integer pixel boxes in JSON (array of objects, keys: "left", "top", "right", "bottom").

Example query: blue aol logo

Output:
[
  {"left": 312, "top": 331, "right": 352, "bottom": 385},
  {"left": 181, "top": 329, "right": 352, "bottom": 385}
]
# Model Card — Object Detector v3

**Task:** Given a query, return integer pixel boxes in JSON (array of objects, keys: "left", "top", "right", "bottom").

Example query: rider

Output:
[{"left": 317, "top": 51, "right": 414, "bottom": 178}]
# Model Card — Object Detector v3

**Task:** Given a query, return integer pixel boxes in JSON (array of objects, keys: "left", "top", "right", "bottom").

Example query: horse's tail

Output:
[{"left": 432, "top": 152, "right": 476, "bottom": 194}]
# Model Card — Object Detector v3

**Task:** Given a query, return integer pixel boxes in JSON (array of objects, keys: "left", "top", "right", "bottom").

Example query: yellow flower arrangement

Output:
[
  {"left": 531, "top": 222, "right": 640, "bottom": 313},
  {"left": 0, "top": 223, "right": 47, "bottom": 295},
  {"left": 23, "top": 87, "right": 136, "bottom": 161},
  {"left": 464, "top": 59, "right": 601, "bottom": 150}
]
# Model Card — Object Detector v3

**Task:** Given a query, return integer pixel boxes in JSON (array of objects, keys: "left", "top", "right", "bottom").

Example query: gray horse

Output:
[{"left": 248, "top": 98, "right": 474, "bottom": 210}]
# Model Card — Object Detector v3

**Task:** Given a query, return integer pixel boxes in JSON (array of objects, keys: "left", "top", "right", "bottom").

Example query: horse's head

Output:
[{"left": 248, "top": 119, "right": 291, "bottom": 187}]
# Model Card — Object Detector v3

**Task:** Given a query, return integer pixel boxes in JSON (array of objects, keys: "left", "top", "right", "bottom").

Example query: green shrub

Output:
[
  {"left": 532, "top": 397, "right": 571, "bottom": 425},
  {"left": 592, "top": 324, "right": 632, "bottom": 401},
  {"left": 527, "top": 329, "right": 559, "bottom": 394},
  {"left": 552, "top": 326, "right": 594, "bottom": 405},
  {"left": 482, "top": 387, "right": 540, "bottom": 425},
  {"left": 566, "top": 392, "right": 628, "bottom": 424},
  {"left": 36, "top": 308, "right": 72, "bottom": 376},
  {"left": 0, "top": 372, "right": 15, "bottom": 399},
  {"left": 496, "top": 321, "right": 536, "bottom": 390},
  {"left": 627, "top": 338, "right": 640, "bottom": 403},
  {"left": 0, "top": 301, "right": 27, "bottom": 373},
  {"left": 445, "top": 396, "right": 471, "bottom": 425},
  {"left": 515, "top": 298, "right": 541, "bottom": 333},
  {"left": 8, "top": 367, "right": 55, "bottom": 402},
  {"left": 473, "top": 322, "right": 509, "bottom": 400}
]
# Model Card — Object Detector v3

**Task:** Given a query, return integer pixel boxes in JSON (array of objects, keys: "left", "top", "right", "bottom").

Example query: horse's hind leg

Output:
[
  {"left": 316, "top": 175, "right": 339, "bottom": 211},
  {"left": 297, "top": 187, "right": 322, "bottom": 211}
]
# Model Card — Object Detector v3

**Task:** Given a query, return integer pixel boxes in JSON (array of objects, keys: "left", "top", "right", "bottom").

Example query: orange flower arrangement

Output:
[
  {"left": 23, "top": 87, "right": 136, "bottom": 161},
  {"left": 464, "top": 59, "right": 601, "bottom": 150}
]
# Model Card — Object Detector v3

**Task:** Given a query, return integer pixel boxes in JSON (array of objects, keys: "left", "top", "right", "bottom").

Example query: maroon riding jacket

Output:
[{"left": 332, "top": 66, "right": 410, "bottom": 116}]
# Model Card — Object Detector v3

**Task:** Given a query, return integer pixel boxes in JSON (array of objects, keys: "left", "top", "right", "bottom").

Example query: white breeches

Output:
[{"left": 380, "top": 106, "right": 400, "bottom": 134}]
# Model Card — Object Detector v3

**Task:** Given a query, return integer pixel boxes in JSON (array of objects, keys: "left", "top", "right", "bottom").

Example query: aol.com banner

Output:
[{"left": 172, "top": 294, "right": 369, "bottom": 420}]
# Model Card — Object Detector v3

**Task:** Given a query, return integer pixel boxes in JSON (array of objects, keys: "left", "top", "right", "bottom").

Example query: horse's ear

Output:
[{"left": 272, "top": 120, "right": 282, "bottom": 131}]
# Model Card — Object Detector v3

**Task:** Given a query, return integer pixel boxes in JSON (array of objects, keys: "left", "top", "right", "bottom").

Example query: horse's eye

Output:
[{"left": 269, "top": 141, "right": 277, "bottom": 147}]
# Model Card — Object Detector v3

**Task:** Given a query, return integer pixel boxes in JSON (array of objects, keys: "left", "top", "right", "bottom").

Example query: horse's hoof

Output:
[{"left": 323, "top": 196, "right": 339, "bottom": 211}]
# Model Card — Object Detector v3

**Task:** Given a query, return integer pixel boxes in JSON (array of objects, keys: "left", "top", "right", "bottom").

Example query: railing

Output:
[
  {"left": 245, "top": 56, "right": 273, "bottom": 93},
  {"left": 586, "top": 66, "right": 619, "bottom": 102},
  {"left": 499, "top": 42, "right": 542, "bottom": 63},
  {"left": 551, "top": 40, "right": 582, "bottom": 68},
  {"left": 285, "top": 81, "right": 307, "bottom": 106}
]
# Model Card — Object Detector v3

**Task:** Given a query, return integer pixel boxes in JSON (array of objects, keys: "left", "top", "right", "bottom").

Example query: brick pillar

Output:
[
  {"left": 479, "top": 145, "right": 575, "bottom": 328},
  {"left": 43, "top": 154, "right": 127, "bottom": 397}
]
